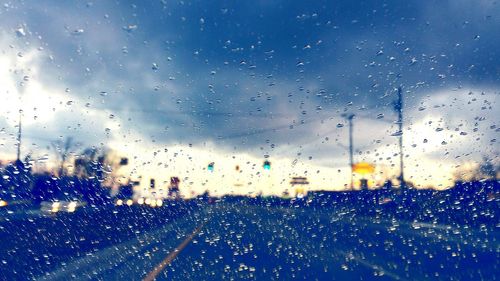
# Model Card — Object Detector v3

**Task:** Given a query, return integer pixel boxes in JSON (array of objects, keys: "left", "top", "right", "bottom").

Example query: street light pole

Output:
[
  {"left": 17, "top": 110, "right": 22, "bottom": 162},
  {"left": 394, "top": 87, "right": 405, "bottom": 188},
  {"left": 348, "top": 115, "right": 354, "bottom": 190},
  {"left": 342, "top": 113, "right": 355, "bottom": 190}
]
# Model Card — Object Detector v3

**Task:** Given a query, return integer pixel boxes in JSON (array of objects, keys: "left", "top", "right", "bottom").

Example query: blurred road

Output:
[{"left": 30, "top": 203, "right": 498, "bottom": 281}]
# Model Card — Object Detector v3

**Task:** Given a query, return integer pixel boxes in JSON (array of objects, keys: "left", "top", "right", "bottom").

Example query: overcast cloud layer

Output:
[{"left": 0, "top": 0, "right": 498, "bottom": 195}]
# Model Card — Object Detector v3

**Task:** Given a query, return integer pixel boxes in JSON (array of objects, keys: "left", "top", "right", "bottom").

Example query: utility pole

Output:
[
  {"left": 342, "top": 113, "right": 355, "bottom": 190},
  {"left": 394, "top": 87, "right": 405, "bottom": 188},
  {"left": 16, "top": 109, "right": 22, "bottom": 161}
]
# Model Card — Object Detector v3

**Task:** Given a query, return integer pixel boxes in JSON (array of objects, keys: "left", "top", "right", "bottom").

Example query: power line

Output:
[{"left": 89, "top": 105, "right": 293, "bottom": 119}]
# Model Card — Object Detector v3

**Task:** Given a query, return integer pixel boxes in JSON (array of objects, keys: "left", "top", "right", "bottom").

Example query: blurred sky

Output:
[{"left": 0, "top": 0, "right": 498, "bottom": 196}]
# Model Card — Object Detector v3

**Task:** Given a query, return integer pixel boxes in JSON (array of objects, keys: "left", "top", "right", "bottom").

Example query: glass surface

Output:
[{"left": 0, "top": 1, "right": 498, "bottom": 280}]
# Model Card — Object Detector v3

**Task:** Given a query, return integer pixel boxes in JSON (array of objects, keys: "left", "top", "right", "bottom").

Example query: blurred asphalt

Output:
[{"left": 19, "top": 203, "right": 498, "bottom": 281}]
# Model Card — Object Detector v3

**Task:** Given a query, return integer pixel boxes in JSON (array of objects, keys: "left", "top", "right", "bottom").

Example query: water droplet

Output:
[
  {"left": 72, "top": 29, "right": 85, "bottom": 35},
  {"left": 391, "top": 130, "right": 402, "bottom": 137},
  {"left": 15, "top": 27, "right": 26, "bottom": 37},
  {"left": 123, "top": 25, "right": 138, "bottom": 32}
]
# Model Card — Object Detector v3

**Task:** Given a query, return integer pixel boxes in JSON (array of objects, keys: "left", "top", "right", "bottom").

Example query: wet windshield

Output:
[{"left": 0, "top": 1, "right": 499, "bottom": 280}]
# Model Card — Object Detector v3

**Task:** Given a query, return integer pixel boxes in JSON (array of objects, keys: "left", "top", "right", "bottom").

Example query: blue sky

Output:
[{"left": 0, "top": 0, "right": 498, "bottom": 195}]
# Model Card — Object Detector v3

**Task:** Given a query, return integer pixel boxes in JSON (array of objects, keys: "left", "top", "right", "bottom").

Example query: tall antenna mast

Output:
[{"left": 16, "top": 109, "right": 22, "bottom": 161}]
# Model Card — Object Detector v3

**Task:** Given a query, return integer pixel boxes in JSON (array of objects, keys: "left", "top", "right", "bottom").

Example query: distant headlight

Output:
[
  {"left": 156, "top": 199, "right": 163, "bottom": 207},
  {"left": 0, "top": 200, "right": 7, "bottom": 207},
  {"left": 137, "top": 198, "right": 144, "bottom": 205},
  {"left": 67, "top": 201, "right": 77, "bottom": 212},
  {"left": 116, "top": 199, "right": 124, "bottom": 206},
  {"left": 126, "top": 199, "right": 133, "bottom": 206},
  {"left": 51, "top": 202, "right": 61, "bottom": 213}
]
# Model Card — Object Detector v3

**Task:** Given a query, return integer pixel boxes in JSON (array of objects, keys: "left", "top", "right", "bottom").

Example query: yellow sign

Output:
[{"left": 352, "top": 162, "right": 375, "bottom": 175}]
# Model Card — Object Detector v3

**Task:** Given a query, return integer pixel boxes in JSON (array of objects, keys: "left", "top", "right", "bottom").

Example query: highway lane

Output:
[
  {"left": 161, "top": 204, "right": 498, "bottom": 280},
  {"left": 0, "top": 202, "right": 198, "bottom": 280},
  {"left": 35, "top": 203, "right": 498, "bottom": 280},
  {"left": 35, "top": 208, "right": 208, "bottom": 281}
]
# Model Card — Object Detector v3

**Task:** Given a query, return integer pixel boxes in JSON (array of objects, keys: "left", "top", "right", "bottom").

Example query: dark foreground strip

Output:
[{"left": 143, "top": 221, "right": 206, "bottom": 281}]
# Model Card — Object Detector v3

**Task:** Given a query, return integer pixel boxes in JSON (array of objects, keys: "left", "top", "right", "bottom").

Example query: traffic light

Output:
[
  {"left": 263, "top": 160, "right": 271, "bottom": 170},
  {"left": 208, "top": 162, "right": 214, "bottom": 172},
  {"left": 120, "top": 157, "right": 129, "bottom": 165}
]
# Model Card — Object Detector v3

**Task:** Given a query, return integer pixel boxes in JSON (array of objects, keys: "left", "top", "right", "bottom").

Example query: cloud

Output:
[{"left": 0, "top": 1, "right": 498, "bottom": 195}]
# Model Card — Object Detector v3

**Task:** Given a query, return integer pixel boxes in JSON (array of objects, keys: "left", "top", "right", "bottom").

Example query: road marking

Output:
[
  {"left": 336, "top": 250, "right": 406, "bottom": 281},
  {"left": 143, "top": 221, "right": 206, "bottom": 281}
]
